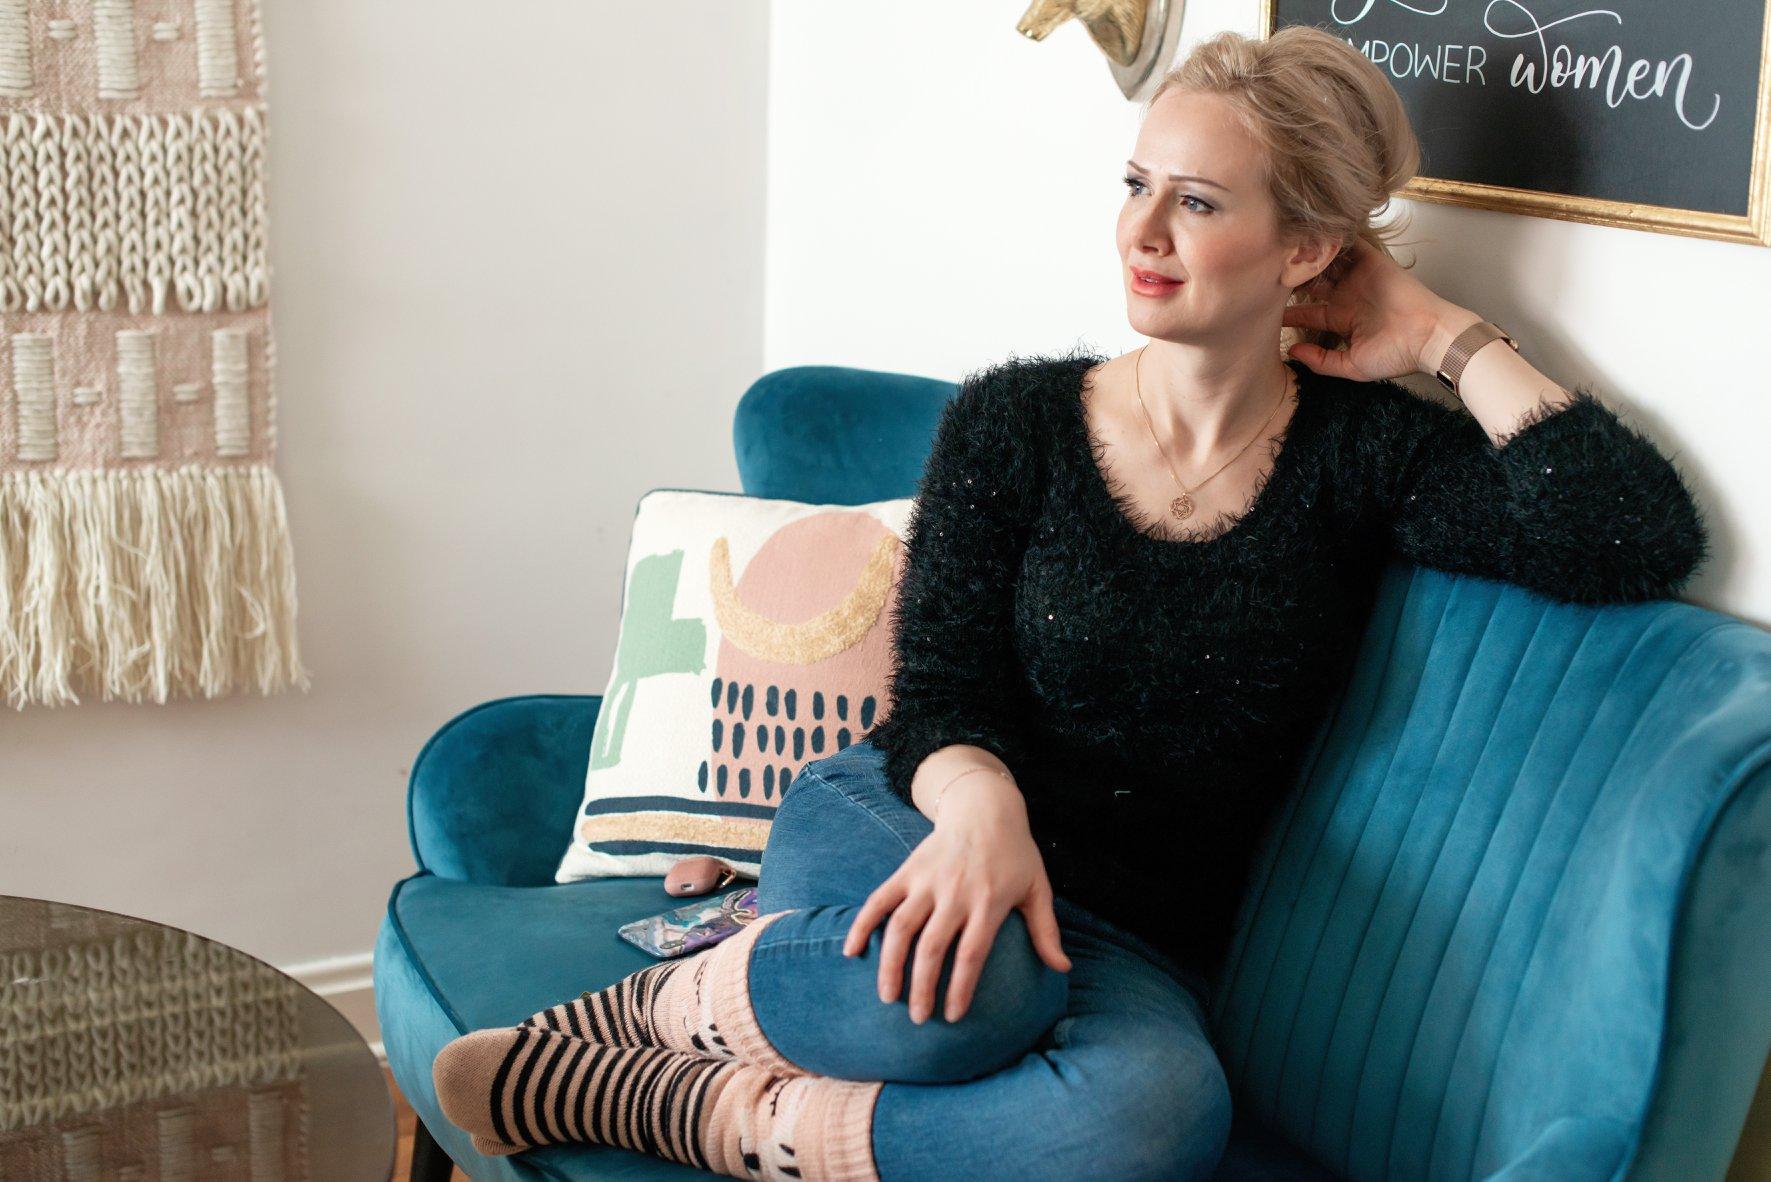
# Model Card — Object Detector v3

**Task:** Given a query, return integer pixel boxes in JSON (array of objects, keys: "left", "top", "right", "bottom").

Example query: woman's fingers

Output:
[
  {"left": 906, "top": 900, "right": 967, "bottom": 1024},
  {"left": 1281, "top": 299, "right": 1336, "bottom": 332},
  {"left": 940, "top": 904, "right": 1005, "bottom": 1024},
  {"left": 876, "top": 892, "right": 934, "bottom": 1005},
  {"left": 842, "top": 876, "right": 904, "bottom": 958},
  {"left": 1024, "top": 886, "right": 1072, "bottom": 974},
  {"left": 1287, "top": 340, "right": 1363, "bottom": 381}
]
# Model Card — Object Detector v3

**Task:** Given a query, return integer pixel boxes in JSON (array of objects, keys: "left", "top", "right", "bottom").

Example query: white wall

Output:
[
  {"left": 1, "top": 0, "right": 773, "bottom": 1027},
  {"left": 765, "top": 0, "right": 1767, "bottom": 626}
]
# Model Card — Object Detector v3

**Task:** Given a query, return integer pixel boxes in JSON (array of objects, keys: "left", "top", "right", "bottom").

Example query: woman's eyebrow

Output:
[{"left": 1125, "top": 159, "right": 1233, "bottom": 193}]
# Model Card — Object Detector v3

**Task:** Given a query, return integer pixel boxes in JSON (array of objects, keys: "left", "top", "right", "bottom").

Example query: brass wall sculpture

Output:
[{"left": 1017, "top": 0, "right": 1187, "bottom": 99}]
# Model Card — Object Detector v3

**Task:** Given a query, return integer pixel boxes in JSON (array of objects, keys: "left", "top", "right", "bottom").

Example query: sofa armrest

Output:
[
  {"left": 1626, "top": 756, "right": 1771, "bottom": 1179},
  {"left": 1499, "top": 624, "right": 1771, "bottom": 1181},
  {"left": 407, "top": 693, "right": 601, "bottom": 886},
  {"left": 1212, "top": 581, "right": 1771, "bottom": 1182}
]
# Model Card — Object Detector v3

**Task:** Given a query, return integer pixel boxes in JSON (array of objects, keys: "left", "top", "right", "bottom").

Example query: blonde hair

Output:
[{"left": 1144, "top": 26, "right": 1422, "bottom": 357}]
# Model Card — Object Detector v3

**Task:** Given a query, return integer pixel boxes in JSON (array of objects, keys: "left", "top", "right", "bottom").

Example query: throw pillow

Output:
[{"left": 555, "top": 488, "right": 916, "bottom": 883}]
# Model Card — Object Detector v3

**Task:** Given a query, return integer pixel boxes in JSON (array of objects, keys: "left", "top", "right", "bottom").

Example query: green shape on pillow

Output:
[{"left": 589, "top": 550, "right": 708, "bottom": 771}]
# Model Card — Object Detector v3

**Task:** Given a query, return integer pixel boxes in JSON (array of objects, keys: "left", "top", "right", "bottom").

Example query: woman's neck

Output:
[{"left": 1130, "top": 343, "right": 1295, "bottom": 459}]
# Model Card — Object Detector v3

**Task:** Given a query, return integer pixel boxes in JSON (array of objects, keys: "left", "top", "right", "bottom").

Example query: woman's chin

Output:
[{"left": 1126, "top": 307, "right": 1183, "bottom": 335}]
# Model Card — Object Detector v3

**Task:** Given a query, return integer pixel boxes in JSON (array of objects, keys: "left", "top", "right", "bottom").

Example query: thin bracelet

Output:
[{"left": 932, "top": 766, "right": 1015, "bottom": 821}]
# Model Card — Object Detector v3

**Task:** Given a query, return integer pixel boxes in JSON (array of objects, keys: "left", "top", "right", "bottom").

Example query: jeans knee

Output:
[
  {"left": 880, "top": 907, "right": 1069, "bottom": 1083},
  {"left": 796, "top": 740, "right": 873, "bottom": 791},
  {"left": 765, "top": 768, "right": 824, "bottom": 843},
  {"left": 1093, "top": 1042, "right": 1233, "bottom": 1181},
  {"left": 767, "top": 750, "right": 884, "bottom": 854}
]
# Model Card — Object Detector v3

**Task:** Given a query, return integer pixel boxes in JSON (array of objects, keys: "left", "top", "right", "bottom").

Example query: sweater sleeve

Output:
[
  {"left": 862, "top": 362, "right": 1044, "bottom": 806},
  {"left": 1359, "top": 379, "right": 1711, "bottom": 604}
]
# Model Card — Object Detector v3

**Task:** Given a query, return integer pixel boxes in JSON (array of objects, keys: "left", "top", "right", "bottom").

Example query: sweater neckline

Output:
[{"left": 1066, "top": 356, "right": 1320, "bottom": 551}]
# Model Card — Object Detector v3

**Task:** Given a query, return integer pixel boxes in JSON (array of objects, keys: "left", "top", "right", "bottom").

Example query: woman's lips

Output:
[{"left": 1130, "top": 268, "right": 1184, "bottom": 296}]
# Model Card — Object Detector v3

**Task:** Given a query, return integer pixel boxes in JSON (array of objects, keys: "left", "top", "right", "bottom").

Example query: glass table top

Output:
[{"left": 0, "top": 894, "right": 395, "bottom": 1181}]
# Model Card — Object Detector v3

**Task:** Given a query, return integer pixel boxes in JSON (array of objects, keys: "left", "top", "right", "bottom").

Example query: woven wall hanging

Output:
[{"left": 0, "top": 0, "right": 308, "bottom": 707}]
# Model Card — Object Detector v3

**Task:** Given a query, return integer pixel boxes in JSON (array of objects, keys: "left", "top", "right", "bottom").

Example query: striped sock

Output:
[
  {"left": 522, "top": 957, "right": 679, "bottom": 1046},
  {"left": 432, "top": 1023, "right": 882, "bottom": 1180},
  {"left": 523, "top": 910, "right": 802, "bottom": 1073}
]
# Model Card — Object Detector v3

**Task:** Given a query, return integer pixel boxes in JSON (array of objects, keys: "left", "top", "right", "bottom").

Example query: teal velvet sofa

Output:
[{"left": 375, "top": 365, "right": 1771, "bottom": 1181}]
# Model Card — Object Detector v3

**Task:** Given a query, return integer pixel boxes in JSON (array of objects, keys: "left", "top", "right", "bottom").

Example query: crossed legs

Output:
[
  {"left": 745, "top": 740, "right": 1234, "bottom": 1181},
  {"left": 434, "top": 739, "right": 1232, "bottom": 1181}
]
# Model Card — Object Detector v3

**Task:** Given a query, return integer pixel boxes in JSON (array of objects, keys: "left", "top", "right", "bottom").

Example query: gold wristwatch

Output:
[{"left": 1434, "top": 320, "right": 1519, "bottom": 399}]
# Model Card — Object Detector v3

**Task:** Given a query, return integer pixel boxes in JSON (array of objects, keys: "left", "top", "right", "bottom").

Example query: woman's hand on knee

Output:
[{"left": 839, "top": 788, "right": 1072, "bottom": 1025}]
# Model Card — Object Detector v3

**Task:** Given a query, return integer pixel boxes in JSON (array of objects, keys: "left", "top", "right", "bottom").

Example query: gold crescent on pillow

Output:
[{"left": 708, "top": 533, "right": 901, "bottom": 666}]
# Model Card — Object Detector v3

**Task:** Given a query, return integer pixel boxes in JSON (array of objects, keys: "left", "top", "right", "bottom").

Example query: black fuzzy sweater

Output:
[{"left": 860, "top": 347, "right": 1710, "bottom": 983}]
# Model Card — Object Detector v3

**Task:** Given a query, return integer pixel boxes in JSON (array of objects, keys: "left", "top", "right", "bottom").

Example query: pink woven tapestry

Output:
[{"left": 0, "top": 0, "right": 308, "bottom": 706}]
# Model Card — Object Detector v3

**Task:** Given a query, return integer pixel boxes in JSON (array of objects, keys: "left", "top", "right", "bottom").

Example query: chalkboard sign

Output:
[{"left": 1263, "top": 0, "right": 1771, "bottom": 246}]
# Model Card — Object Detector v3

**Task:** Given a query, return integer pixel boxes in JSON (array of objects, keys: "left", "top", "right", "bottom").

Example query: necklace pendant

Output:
[{"left": 1169, "top": 491, "right": 1195, "bottom": 520}]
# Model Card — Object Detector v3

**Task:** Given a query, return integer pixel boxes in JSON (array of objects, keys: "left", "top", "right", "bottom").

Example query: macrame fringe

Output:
[{"left": 0, "top": 463, "right": 311, "bottom": 708}]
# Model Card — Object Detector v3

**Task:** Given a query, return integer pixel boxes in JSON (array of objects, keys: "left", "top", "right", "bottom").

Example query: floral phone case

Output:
[{"left": 618, "top": 886, "right": 760, "bottom": 959}]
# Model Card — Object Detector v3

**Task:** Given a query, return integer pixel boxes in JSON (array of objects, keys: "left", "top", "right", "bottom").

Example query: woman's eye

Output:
[{"left": 1121, "top": 176, "right": 1212, "bottom": 214}]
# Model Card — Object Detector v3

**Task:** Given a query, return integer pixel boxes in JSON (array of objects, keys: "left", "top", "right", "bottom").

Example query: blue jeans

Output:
[{"left": 749, "top": 737, "right": 1232, "bottom": 1182}]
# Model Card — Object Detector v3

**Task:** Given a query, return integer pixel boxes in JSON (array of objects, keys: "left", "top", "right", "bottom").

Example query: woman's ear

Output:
[{"left": 1291, "top": 232, "right": 1346, "bottom": 294}]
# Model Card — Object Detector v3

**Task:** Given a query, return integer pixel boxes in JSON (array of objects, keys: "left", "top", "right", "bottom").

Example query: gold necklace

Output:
[{"left": 1132, "top": 345, "right": 1294, "bottom": 522}]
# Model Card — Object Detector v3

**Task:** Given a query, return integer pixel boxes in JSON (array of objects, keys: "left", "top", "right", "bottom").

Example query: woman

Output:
[{"left": 431, "top": 26, "right": 1709, "bottom": 1181}]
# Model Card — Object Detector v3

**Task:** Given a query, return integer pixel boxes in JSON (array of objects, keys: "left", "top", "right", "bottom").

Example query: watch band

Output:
[{"left": 1435, "top": 320, "right": 1519, "bottom": 398}]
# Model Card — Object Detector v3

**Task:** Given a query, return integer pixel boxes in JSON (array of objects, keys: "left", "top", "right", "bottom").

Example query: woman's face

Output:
[{"left": 1117, "top": 89, "right": 1331, "bottom": 346}]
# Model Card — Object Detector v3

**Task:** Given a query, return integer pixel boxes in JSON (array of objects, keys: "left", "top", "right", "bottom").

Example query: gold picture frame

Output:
[{"left": 1260, "top": 2, "right": 1771, "bottom": 246}]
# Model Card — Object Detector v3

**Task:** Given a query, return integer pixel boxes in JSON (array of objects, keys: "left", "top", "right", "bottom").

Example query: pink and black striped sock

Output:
[
  {"left": 432, "top": 1022, "right": 881, "bottom": 1180},
  {"left": 522, "top": 910, "right": 803, "bottom": 1073}
]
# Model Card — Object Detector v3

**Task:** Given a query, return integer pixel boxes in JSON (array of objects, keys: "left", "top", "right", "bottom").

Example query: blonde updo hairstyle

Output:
[{"left": 1143, "top": 26, "right": 1422, "bottom": 359}]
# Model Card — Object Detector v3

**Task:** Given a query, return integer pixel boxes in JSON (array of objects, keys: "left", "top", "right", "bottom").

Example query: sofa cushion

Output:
[{"left": 387, "top": 873, "right": 687, "bottom": 1030}]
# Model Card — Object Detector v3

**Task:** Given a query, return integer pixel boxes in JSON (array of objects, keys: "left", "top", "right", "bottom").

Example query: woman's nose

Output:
[{"left": 1133, "top": 204, "right": 1171, "bottom": 254}]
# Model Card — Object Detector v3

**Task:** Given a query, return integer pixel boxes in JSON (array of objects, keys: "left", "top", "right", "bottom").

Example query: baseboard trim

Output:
[{"left": 286, "top": 950, "right": 384, "bottom": 1061}]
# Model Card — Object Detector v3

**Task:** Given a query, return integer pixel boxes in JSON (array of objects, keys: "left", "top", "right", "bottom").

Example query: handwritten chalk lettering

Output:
[
  {"left": 1490, "top": 7, "right": 1720, "bottom": 131},
  {"left": 1330, "top": 0, "right": 1450, "bottom": 22},
  {"left": 1331, "top": 0, "right": 1721, "bottom": 132},
  {"left": 1355, "top": 38, "right": 1490, "bottom": 84}
]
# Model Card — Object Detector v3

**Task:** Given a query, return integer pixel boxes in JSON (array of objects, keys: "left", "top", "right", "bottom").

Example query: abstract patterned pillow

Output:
[{"left": 555, "top": 488, "right": 916, "bottom": 883}]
